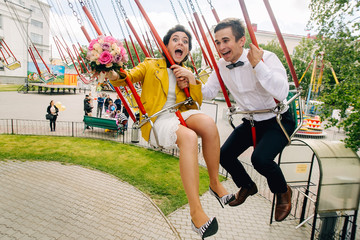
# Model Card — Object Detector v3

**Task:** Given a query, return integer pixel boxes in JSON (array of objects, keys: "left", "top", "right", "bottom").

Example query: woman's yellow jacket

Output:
[{"left": 110, "top": 58, "right": 202, "bottom": 142}]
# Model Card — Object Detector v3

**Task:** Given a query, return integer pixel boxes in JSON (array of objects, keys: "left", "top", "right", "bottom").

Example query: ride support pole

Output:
[{"left": 263, "top": 0, "right": 299, "bottom": 88}]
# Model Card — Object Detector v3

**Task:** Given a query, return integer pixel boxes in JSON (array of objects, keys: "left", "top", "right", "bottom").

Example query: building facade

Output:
[{"left": 0, "top": 0, "right": 51, "bottom": 84}]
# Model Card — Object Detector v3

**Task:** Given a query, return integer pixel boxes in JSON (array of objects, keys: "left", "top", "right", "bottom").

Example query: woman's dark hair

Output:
[
  {"left": 214, "top": 18, "right": 245, "bottom": 41},
  {"left": 162, "top": 25, "right": 192, "bottom": 65},
  {"left": 50, "top": 100, "right": 53, "bottom": 105}
]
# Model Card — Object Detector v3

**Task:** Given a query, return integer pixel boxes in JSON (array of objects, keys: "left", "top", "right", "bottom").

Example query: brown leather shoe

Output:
[
  {"left": 229, "top": 183, "right": 258, "bottom": 207},
  {"left": 275, "top": 185, "right": 292, "bottom": 221}
]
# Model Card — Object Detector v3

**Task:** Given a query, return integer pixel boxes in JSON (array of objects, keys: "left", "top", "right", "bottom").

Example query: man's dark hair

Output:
[
  {"left": 162, "top": 25, "right": 192, "bottom": 64},
  {"left": 214, "top": 18, "right": 245, "bottom": 42}
]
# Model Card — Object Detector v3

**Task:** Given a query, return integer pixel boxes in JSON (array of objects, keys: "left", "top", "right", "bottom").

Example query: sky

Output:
[{"left": 48, "top": 0, "right": 313, "bottom": 56}]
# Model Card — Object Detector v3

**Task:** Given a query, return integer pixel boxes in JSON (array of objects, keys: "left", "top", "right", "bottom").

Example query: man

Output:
[
  {"left": 114, "top": 95, "right": 122, "bottom": 111},
  {"left": 84, "top": 95, "right": 93, "bottom": 117},
  {"left": 179, "top": 18, "right": 295, "bottom": 222},
  {"left": 104, "top": 94, "right": 113, "bottom": 112},
  {"left": 97, "top": 93, "right": 105, "bottom": 118}
]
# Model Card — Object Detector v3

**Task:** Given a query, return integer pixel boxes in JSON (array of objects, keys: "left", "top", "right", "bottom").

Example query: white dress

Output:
[{"left": 149, "top": 69, "right": 203, "bottom": 149}]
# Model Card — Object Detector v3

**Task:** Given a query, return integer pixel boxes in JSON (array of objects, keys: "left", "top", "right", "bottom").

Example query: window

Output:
[
  {"left": 34, "top": 49, "right": 44, "bottom": 60},
  {"left": 31, "top": 19, "right": 43, "bottom": 29},
  {"left": 30, "top": 32, "right": 43, "bottom": 45},
  {"left": 30, "top": 5, "right": 41, "bottom": 14}
]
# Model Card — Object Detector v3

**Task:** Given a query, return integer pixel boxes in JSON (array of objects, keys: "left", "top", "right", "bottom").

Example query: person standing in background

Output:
[
  {"left": 97, "top": 93, "right": 105, "bottom": 118},
  {"left": 47, "top": 100, "right": 59, "bottom": 132}
]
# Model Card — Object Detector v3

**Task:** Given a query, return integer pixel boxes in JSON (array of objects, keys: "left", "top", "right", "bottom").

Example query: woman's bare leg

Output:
[
  {"left": 176, "top": 125, "right": 209, "bottom": 227},
  {"left": 185, "top": 114, "right": 228, "bottom": 197}
]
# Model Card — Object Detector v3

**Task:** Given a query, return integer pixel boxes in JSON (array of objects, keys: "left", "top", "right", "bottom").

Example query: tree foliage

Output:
[{"left": 307, "top": 0, "right": 360, "bottom": 150}]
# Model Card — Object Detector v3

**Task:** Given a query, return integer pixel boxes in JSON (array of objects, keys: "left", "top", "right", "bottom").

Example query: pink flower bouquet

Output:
[{"left": 86, "top": 35, "right": 128, "bottom": 73}]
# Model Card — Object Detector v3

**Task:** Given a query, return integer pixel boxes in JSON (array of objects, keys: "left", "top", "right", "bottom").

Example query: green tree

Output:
[{"left": 307, "top": 0, "right": 360, "bottom": 150}]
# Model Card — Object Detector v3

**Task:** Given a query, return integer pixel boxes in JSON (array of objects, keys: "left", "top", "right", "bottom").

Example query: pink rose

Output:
[
  {"left": 98, "top": 51, "right": 113, "bottom": 64},
  {"left": 88, "top": 39, "right": 98, "bottom": 51},
  {"left": 104, "top": 36, "right": 117, "bottom": 44},
  {"left": 120, "top": 47, "right": 128, "bottom": 62}
]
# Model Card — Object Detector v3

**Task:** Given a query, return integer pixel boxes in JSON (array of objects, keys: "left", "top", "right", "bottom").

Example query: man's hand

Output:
[{"left": 247, "top": 43, "right": 263, "bottom": 68}]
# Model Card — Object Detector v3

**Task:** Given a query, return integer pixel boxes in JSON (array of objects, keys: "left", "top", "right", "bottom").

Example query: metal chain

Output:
[
  {"left": 177, "top": 0, "right": 190, "bottom": 22},
  {"left": 194, "top": 0, "right": 203, "bottom": 16},
  {"left": 169, "top": 0, "right": 180, "bottom": 24},
  {"left": 116, "top": 0, "right": 131, "bottom": 35},
  {"left": 78, "top": 0, "right": 85, "bottom": 7},
  {"left": 188, "top": 0, "right": 196, "bottom": 13},
  {"left": 111, "top": 0, "right": 126, "bottom": 38},
  {"left": 117, "top": 0, "right": 128, "bottom": 19},
  {"left": 207, "top": 0, "right": 214, "bottom": 8},
  {"left": 68, "top": 0, "right": 83, "bottom": 25}
]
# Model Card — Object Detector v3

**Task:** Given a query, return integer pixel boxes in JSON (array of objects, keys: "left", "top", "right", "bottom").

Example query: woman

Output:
[
  {"left": 47, "top": 100, "right": 58, "bottom": 132},
  {"left": 107, "top": 25, "right": 233, "bottom": 239}
]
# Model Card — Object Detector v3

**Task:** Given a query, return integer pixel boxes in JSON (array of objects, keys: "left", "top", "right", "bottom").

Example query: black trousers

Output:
[
  {"left": 50, "top": 115, "right": 57, "bottom": 131},
  {"left": 220, "top": 110, "right": 295, "bottom": 194}
]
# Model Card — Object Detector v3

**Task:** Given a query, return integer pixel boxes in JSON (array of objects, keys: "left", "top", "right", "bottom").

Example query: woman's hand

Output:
[
  {"left": 171, "top": 65, "right": 195, "bottom": 90},
  {"left": 104, "top": 70, "right": 119, "bottom": 81}
]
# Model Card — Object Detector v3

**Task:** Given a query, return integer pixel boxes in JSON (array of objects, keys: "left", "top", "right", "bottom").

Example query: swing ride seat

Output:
[
  {"left": 227, "top": 87, "right": 303, "bottom": 145},
  {"left": 83, "top": 115, "right": 123, "bottom": 137},
  {"left": 0, "top": 59, "right": 21, "bottom": 70}
]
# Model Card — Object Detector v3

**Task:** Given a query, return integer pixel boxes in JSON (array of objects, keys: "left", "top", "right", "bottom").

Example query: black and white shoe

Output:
[
  {"left": 191, "top": 217, "right": 218, "bottom": 239},
  {"left": 209, "top": 187, "right": 235, "bottom": 208}
]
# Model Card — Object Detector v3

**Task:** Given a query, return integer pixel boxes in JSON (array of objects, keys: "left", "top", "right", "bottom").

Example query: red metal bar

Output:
[
  {"left": 134, "top": 0, "right": 190, "bottom": 98},
  {"left": 189, "top": 52, "right": 198, "bottom": 75},
  {"left": 142, "top": 34, "right": 153, "bottom": 57},
  {"left": 238, "top": 0, "right": 260, "bottom": 48},
  {"left": 0, "top": 47, "right": 9, "bottom": 65},
  {"left": 149, "top": 30, "right": 162, "bottom": 54},
  {"left": 251, "top": 126, "right": 256, "bottom": 148},
  {"left": 263, "top": 0, "right": 299, "bottom": 88},
  {"left": 192, "top": 11, "right": 231, "bottom": 107},
  {"left": 124, "top": 38, "right": 136, "bottom": 67},
  {"left": 53, "top": 37, "right": 66, "bottom": 64},
  {"left": 1, "top": 39, "right": 17, "bottom": 61},
  {"left": 129, "top": 34, "right": 141, "bottom": 63},
  {"left": 82, "top": 5, "right": 102, "bottom": 36},
  {"left": 211, "top": 8, "right": 220, "bottom": 23},
  {"left": 114, "top": 86, "right": 136, "bottom": 122},
  {"left": 238, "top": 0, "right": 279, "bottom": 104},
  {"left": 175, "top": 110, "right": 187, "bottom": 127},
  {"left": 145, "top": 31, "right": 155, "bottom": 57},
  {"left": 188, "top": 20, "right": 212, "bottom": 68},
  {"left": 32, "top": 44, "right": 52, "bottom": 74},
  {"left": 201, "top": 14, "right": 221, "bottom": 57},
  {"left": 81, "top": 25, "right": 92, "bottom": 43},
  {"left": 119, "top": 68, "right": 146, "bottom": 115},
  {"left": 126, "top": 19, "right": 150, "bottom": 57},
  {"left": 28, "top": 47, "right": 42, "bottom": 77}
]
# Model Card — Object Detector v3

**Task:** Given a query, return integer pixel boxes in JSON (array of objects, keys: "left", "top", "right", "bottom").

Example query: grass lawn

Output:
[
  {"left": 0, "top": 134, "right": 223, "bottom": 215},
  {"left": 0, "top": 84, "right": 22, "bottom": 91}
]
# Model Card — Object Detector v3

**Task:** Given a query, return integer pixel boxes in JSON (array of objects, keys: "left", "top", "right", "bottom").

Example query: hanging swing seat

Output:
[
  {"left": 63, "top": 57, "right": 75, "bottom": 68},
  {"left": 39, "top": 72, "right": 57, "bottom": 83},
  {"left": 0, "top": 57, "right": 21, "bottom": 70},
  {"left": 227, "top": 86, "right": 303, "bottom": 145}
]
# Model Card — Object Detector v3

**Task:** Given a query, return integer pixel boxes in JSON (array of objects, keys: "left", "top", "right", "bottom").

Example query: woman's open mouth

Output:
[{"left": 175, "top": 49, "right": 183, "bottom": 58}]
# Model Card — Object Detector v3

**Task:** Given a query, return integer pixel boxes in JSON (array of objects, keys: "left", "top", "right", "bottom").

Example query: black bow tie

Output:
[{"left": 226, "top": 61, "right": 244, "bottom": 69}]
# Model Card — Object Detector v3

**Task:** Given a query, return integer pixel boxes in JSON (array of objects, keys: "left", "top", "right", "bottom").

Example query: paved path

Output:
[
  {"left": 0, "top": 160, "right": 313, "bottom": 240},
  {"left": 0, "top": 91, "right": 357, "bottom": 239},
  {"left": 0, "top": 160, "right": 180, "bottom": 240}
]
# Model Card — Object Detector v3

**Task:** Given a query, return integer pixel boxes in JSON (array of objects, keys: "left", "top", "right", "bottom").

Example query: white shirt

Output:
[{"left": 202, "top": 49, "right": 289, "bottom": 121}]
